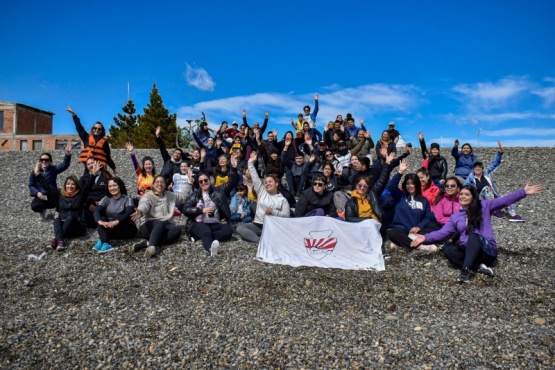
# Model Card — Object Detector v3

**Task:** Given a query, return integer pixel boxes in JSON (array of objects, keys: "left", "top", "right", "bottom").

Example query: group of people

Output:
[{"left": 28, "top": 101, "right": 541, "bottom": 283}]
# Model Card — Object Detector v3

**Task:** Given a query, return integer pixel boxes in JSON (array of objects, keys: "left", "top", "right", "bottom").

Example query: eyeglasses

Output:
[
  {"left": 198, "top": 179, "right": 210, "bottom": 184},
  {"left": 445, "top": 184, "right": 458, "bottom": 188},
  {"left": 40, "top": 158, "right": 50, "bottom": 162},
  {"left": 325, "top": 153, "right": 333, "bottom": 157},
  {"left": 313, "top": 182, "right": 325, "bottom": 187},
  {"left": 92, "top": 126, "right": 103, "bottom": 131},
  {"left": 357, "top": 183, "right": 369, "bottom": 189}
]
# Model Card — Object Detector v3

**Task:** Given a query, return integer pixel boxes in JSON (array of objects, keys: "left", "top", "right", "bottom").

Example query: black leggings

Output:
[
  {"left": 139, "top": 220, "right": 182, "bottom": 247},
  {"left": 443, "top": 233, "right": 497, "bottom": 270},
  {"left": 31, "top": 196, "right": 57, "bottom": 213},
  {"left": 54, "top": 215, "right": 86, "bottom": 242},
  {"left": 387, "top": 227, "right": 437, "bottom": 251},
  {"left": 97, "top": 218, "right": 138, "bottom": 243},
  {"left": 189, "top": 222, "right": 233, "bottom": 251}
]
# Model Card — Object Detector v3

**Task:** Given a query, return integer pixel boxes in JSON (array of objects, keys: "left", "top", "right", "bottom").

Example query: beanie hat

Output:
[{"left": 430, "top": 143, "right": 440, "bottom": 150}]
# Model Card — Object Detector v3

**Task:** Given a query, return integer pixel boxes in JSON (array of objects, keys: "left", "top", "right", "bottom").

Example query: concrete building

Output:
[{"left": 0, "top": 101, "right": 80, "bottom": 151}]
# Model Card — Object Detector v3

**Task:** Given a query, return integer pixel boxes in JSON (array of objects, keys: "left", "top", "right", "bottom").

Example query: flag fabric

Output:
[{"left": 257, "top": 216, "right": 385, "bottom": 271}]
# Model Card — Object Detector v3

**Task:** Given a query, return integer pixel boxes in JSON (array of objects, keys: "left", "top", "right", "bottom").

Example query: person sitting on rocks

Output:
[
  {"left": 125, "top": 141, "right": 156, "bottom": 198},
  {"left": 418, "top": 132, "right": 448, "bottom": 187},
  {"left": 155, "top": 125, "right": 185, "bottom": 189},
  {"left": 236, "top": 152, "right": 290, "bottom": 243},
  {"left": 229, "top": 184, "right": 253, "bottom": 224},
  {"left": 451, "top": 139, "right": 478, "bottom": 183},
  {"left": 463, "top": 140, "right": 525, "bottom": 222},
  {"left": 29, "top": 141, "right": 72, "bottom": 221},
  {"left": 294, "top": 173, "right": 337, "bottom": 217},
  {"left": 386, "top": 161, "right": 438, "bottom": 253},
  {"left": 92, "top": 177, "right": 137, "bottom": 254},
  {"left": 411, "top": 182, "right": 542, "bottom": 283},
  {"left": 416, "top": 167, "right": 440, "bottom": 214},
  {"left": 182, "top": 154, "right": 239, "bottom": 256},
  {"left": 433, "top": 177, "right": 462, "bottom": 227},
  {"left": 131, "top": 170, "right": 194, "bottom": 258},
  {"left": 38, "top": 161, "right": 99, "bottom": 252}
]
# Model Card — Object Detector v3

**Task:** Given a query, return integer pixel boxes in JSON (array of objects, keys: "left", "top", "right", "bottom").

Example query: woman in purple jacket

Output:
[{"left": 411, "top": 183, "right": 542, "bottom": 283}]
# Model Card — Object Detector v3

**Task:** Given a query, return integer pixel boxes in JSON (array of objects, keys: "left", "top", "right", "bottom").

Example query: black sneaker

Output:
[
  {"left": 458, "top": 268, "right": 470, "bottom": 283},
  {"left": 477, "top": 263, "right": 494, "bottom": 277},
  {"left": 133, "top": 240, "right": 148, "bottom": 252}
]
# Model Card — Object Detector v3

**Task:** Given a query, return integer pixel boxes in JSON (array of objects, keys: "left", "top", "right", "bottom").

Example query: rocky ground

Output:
[{"left": 0, "top": 146, "right": 553, "bottom": 369}]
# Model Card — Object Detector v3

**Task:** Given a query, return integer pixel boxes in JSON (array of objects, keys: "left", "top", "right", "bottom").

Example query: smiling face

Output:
[
  {"left": 459, "top": 188, "right": 473, "bottom": 207},
  {"left": 107, "top": 179, "right": 121, "bottom": 197},
  {"left": 295, "top": 155, "right": 304, "bottom": 166},
  {"left": 264, "top": 175, "right": 279, "bottom": 194},
  {"left": 191, "top": 149, "right": 200, "bottom": 160},
  {"left": 381, "top": 131, "right": 389, "bottom": 141},
  {"left": 431, "top": 147, "right": 439, "bottom": 156},
  {"left": 65, "top": 179, "right": 77, "bottom": 193},
  {"left": 462, "top": 144, "right": 471, "bottom": 155},
  {"left": 417, "top": 172, "right": 429, "bottom": 187},
  {"left": 473, "top": 165, "right": 484, "bottom": 177},
  {"left": 198, "top": 174, "right": 211, "bottom": 191},
  {"left": 356, "top": 179, "right": 370, "bottom": 196},
  {"left": 153, "top": 176, "right": 166, "bottom": 193},
  {"left": 173, "top": 149, "right": 182, "bottom": 162},
  {"left": 350, "top": 156, "right": 360, "bottom": 170},
  {"left": 405, "top": 180, "right": 416, "bottom": 195},
  {"left": 207, "top": 138, "right": 214, "bottom": 147},
  {"left": 444, "top": 179, "right": 460, "bottom": 198},
  {"left": 144, "top": 159, "right": 154, "bottom": 174},
  {"left": 86, "top": 158, "right": 95, "bottom": 172},
  {"left": 219, "top": 156, "right": 228, "bottom": 167},
  {"left": 179, "top": 162, "right": 188, "bottom": 174},
  {"left": 270, "top": 152, "right": 278, "bottom": 161}
]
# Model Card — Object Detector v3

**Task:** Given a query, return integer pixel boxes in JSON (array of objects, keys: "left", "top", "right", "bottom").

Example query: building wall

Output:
[{"left": 16, "top": 105, "right": 53, "bottom": 135}]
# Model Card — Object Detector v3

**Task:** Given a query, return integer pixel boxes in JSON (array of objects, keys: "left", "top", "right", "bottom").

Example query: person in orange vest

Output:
[{"left": 66, "top": 106, "right": 117, "bottom": 175}]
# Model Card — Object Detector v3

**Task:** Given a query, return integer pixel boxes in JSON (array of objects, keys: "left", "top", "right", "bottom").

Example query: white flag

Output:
[{"left": 257, "top": 216, "right": 385, "bottom": 271}]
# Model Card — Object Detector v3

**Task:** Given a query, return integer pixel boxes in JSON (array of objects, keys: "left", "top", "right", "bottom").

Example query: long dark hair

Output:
[
  {"left": 402, "top": 173, "right": 422, "bottom": 197},
  {"left": 141, "top": 156, "right": 156, "bottom": 177},
  {"left": 461, "top": 185, "right": 483, "bottom": 233},
  {"left": 107, "top": 177, "right": 128, "bottom": 197}
]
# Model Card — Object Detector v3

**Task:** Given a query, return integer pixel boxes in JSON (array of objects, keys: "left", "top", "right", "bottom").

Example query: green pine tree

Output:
[
  {"left": 109, "top": 99, "right": 138, "bottom": 148},
  {"left": 132, "top": 83, "right": 178, "bottom": 148}
]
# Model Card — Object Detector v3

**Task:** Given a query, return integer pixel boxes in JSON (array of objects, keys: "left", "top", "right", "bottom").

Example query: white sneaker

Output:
[
  {"left": 417, "top": 244, "right": 438, "bottom": 253},
  {"left": 144, "top": 246, "right": 156, "bottom": 258},
  {"left": 210, "top": 240, "right": 219, "bottom": 257}
]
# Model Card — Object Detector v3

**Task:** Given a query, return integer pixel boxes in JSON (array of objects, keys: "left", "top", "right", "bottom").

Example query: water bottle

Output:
[{"left": 195, "top": 199, "right": 204, "bottom": 222}]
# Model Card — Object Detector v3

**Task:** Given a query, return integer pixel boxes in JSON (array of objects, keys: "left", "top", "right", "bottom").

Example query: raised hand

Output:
[
  {"left": 309, "top": 154, "right": 316, "bottom": 163},
  {"left": 155, "top": 126, "right": 161, "bottom": 137},
  {"left": 364, "top": 131, "right": 371, "bottom": 139},
  {"left": 264, "top": 110, "right": 269, "bottom": 117},
  {"left": 65, "top": 141, "right": 73, "bottom": 155},
  {"left": 91, "top": 160, "right": 102, "bottom": 176},
  {"left": 379, "top": 143, "right": 387, "bottom": 158},
  {"left": 360, "top": 118, "right": 364, "bottom": 125},
  {"left": 249, "top": 151, "right": 258, "bottom": 163},
  {"left": 385, "top": 151, "right": 396, "bottom": 165},
  {"left": 399, "top": 158, "right": 409, "bottom": 173},
  {"left": 200, "top": 148, "right": 206, "bottom": 158},
  {"left": 34, "top": 162, "right": 41, "bottom": 175},
  {"left": 242, "top": 109, "right": 247, "bottom": 117},
  {"left": 314, "top": 94, "right": 318, "bottom": 101},
  {"left": 125, "top": 141, "right": 134, "bottom": 152},
  {"left": 498, "top": 140, "right": 504, "bottom": 153},
  {"left": 454, "top": 139, "right": 459, "bottom": 147},
  {"left": 418, "top": 132, "right": 424, "bottom": 141},
  {"left": 230, "top": 152, "right": 238, "bottom": 168},
  {"left": 285, "top": 137, "right": 292, "bottom": 146},
  {"left": 65, "top": 106, "right": 76, "bottom": 116}
]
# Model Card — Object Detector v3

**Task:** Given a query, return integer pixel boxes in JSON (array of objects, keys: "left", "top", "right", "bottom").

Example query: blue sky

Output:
[{"left": 1, "top": 0, "right": 554, "bottom": 147}]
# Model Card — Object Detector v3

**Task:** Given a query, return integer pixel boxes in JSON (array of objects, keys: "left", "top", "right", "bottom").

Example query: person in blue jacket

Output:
[
  {"left": 452, "top": 139, "right": 478, "bottom": 183},
  {"left": 29, "top": 141, "right": 73, "bottom": 221},
  {"left": 386, "top": 160, "right": 438, "bottom": 252},
  {"left": 303, "top": 94, "right": 319, "bottom": 128}
]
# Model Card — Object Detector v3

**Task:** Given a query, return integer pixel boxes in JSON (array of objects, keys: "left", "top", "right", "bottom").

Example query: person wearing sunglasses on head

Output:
[
  {"left": 66, "top": 106, "right": 117, "bottom": 175},
  {"left": 294, "top": 174, "right": 336, "bottom": 217},
  {"left": 29, "top": 141, "right": 73, "bottom": 221}
]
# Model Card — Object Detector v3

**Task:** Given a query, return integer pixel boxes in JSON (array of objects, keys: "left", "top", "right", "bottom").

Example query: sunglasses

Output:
[
  {"left": 325, "top": 153, "right": 333, "bottom": 157},
  {"left": 313, "top": 182, "right": 325, "bottom": 187},
  {"left": 40, "top": 158, "right": 50, "bottom": 162},
  {"left": 198, "top": 179, "right": 210, "bottom": 184},
  {"left": 357, "top": 183, "right": 369, "bottom": 189},
  {"left": 445, "top": 184, "right": 458, "bottom": 188},
  {"left": 92, "top": 126, "right": 103, "bottom": 131}
]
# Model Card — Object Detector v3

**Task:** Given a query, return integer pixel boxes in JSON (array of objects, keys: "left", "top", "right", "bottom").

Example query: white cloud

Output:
[
  {"left": 176, "top": 84, "right": 422, "bottom": 128},
  {"left": 184, "top": 64, "right": 215, "bottom": 92},
  {"left": 480, "top": 127, "right": 555, "bottom": 137},
  {"left": 532, "top": 86, "right": 555, "bottom": 107},
  {"left": 452, "top": 77, "right": 531, "bottom": 111}
]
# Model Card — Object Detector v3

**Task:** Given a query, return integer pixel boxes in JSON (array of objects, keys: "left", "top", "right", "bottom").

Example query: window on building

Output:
[
  {"left": 20, "top": 140, "right": 28, "bottom": 151},
  {"left": 33, "top": 140, "right": 43, "bottom": 150},
  {"left": 0, "top": 111, "right": 4, "bottom": 131}
]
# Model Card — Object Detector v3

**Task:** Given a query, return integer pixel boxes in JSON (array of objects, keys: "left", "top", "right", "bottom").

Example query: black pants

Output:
[
  {"left": 443, "top": 233, "right": 497, "bottom": 270},
  {"left": 139, "top": 220, "right": 181, "bottom": 247},
  {"left": 31, "top": 196, "right": 57, "bottom": 213},
  {"left": 387, "top": 227, "right": 437, "bottom": 251},
  {"left": 189, "top": 222, "right": 233, "bottom": 251},
  {"left": 54, "top": 215, "right": 87, "bottom": 242},
  {"left": 97, "top": 218, "right": 138, "bottom": 243}
]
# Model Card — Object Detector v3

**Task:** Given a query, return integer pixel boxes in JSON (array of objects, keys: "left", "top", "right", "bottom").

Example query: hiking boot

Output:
[
  {"left": 210, "top": 240, "right": 219, "bottom": 257},
  {"left": 493, "top": 210, "right": 505, "bottom": 219},
  {"left": 56, "top": 241, "right": 67, "bottom": 252},
  {"left": 144, "top": 246, "right": 157, "bottom": 258},
  {"left": 98, "top": 242, "right": 114, "bottom": 254},
  {"left": 92, "top": 240, "right": 103, "bottom": 251},
  {"left": 133, "top": 240, "right": 148, "bottom": 252},
  {"left": 509, "top": 214, "right": 525, "bottom": 223},
  {"left": 458, "top": 268, "right": 470, "bottom": 283},
  {"left": 477, "top": 263, "right": 494, "bottom": 277}
]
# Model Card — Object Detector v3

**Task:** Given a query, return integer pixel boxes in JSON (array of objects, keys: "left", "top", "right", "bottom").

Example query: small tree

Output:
[
  {"left": 109, "top": 99, "right": 138, "bottom": 148},
  {"left": 133, "top": 83, "right": 177, "bottom": 148}
]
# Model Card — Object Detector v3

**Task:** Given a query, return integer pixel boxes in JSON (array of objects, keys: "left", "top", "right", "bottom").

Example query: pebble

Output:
[{"left": 0, "top": 147, "right": 553, "bottom": 368}]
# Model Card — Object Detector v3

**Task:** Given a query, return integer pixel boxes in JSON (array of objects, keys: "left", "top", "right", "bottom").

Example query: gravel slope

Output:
[{"left": 0, "top": 147, "right": 554, "bottom": 369}]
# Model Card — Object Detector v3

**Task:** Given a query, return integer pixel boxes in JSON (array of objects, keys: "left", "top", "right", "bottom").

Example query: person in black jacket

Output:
[
  {"left": 344, "top": 152, "right": 395, "bottom": 256},
  {"left": 182, "top": 154, "right": 239, "bottom": 256},
  {"left": 295, "top": 174, "right": 337, "bottom": 217},
  {"left": 155, "top": 125, "right": 184, "bottom": 188},
  {"left": 80, "top": 157, "right": 111, "bottom": 228},
  {"left": 418, "top": 132, "right": 448, "bottom": 187}
]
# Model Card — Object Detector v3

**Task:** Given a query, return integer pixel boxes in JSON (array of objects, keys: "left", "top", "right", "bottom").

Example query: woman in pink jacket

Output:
[{"left": 433, "top": 177, "right": 462, "bottom": 226}]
